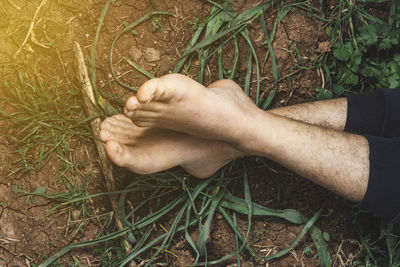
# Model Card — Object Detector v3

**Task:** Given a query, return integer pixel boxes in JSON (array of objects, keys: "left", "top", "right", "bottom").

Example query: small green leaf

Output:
[
  {"left": 343, "top": 72, "right": 359, "bottom": 85},
  {"left": 34, "top": 186, "right": 46, "bottom": 195},
  {"left": 379, "top": 38, "right": 392, "bottom": 50},
  {"left": 388, "top": 74, "right": 400, "bottom": 88},
  {"left": 325, "top": 26, "right": 332, "bottom": 37},
  {"left": 123, "top": 21, "right": 138, "bottom": 35},
  {"left": 360, "top": 64, "right": 379, "bottom": 78},
  {"left": 358, "top": 25, "right": 378, "bottom": 46},
  {"left": 332, "top": 84, "right": 345, "bottom": 95},
  {"left": 394, "top": 54, "right": 400, "bottom": 63},
  {"left": 12, "top": 185, "right": 27, "bottom": 194},
  {"left": 304, "top": 246, "right": 313, "bottom": 256},
  {"left": 333, "top": 42, "right": 352, "bottom": 61},
  {"left": 316, "top": 87, "right": 333, "bottom": 100},
  {"left": 354, "top": 50, "right": 362, "bottom": 65}
]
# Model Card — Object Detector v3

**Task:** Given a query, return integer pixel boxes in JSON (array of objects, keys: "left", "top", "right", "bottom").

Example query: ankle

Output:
[{"left": 233, "top": 108, "right": 274, "bottom": 156}]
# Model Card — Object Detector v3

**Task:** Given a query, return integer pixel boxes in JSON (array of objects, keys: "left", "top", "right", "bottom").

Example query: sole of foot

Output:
[{"left": 100, "top": 114, "right": 243, "bottom": 178}]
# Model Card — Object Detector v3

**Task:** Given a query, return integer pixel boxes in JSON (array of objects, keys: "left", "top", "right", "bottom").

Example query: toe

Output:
[
  {"left": 125, "top": 96, "right": 140, "bottom": 115},
  {"left": 99, "top": 129, "right": 111, "bottom": 142},
  {"left": 100, "top": 120, "right": 111, "bottom": 130},
  {"left": 105, "top": 140, "right": 127, "bottom": 167},
  {"left": 136, "top": 78, "right": 159, "bottom": 103},
  {"left": 105, "top": 141, "right": 154, "bottom": 175},
  {"left": 113, "top": 114, "right": 132, "bottom": 122}
]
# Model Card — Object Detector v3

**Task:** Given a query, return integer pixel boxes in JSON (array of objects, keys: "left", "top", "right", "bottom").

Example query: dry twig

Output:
[
  {"left": 13, "top": 0, "right": 48, "bottom": 58},
  {"left": 74, "top": 42, "right": 136, "bottom": 266}
]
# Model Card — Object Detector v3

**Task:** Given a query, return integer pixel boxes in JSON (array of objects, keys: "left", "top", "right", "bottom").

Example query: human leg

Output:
[
  {"left": 125, "top": 74, "right": 369, "bottom": 203},
  {"left": 208, "top": 79, "right": 348, "bottom": 130},
  {"left": 101, "top": 79, "right": 349, "bottom": 180}
]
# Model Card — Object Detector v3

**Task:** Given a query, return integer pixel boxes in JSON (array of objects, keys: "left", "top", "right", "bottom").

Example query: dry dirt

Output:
[{"left": 0, "top": 0, "right": 370, "bottom": 266}]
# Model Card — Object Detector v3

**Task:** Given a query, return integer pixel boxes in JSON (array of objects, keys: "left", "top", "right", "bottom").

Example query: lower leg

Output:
[
  {"left": 247, "top": 111, "right": 369, "bottom": 202},
  {"left": 208, "top": 80, "right": 368, "bottom": 202},
  {"left": 208, "top": 80, "right": 348, "bottom": 131},
  {"left": 126, "top": 76, "right": 369, "bottom": 202}
]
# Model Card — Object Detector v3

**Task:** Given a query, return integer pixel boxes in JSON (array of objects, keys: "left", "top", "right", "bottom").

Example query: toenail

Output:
[
  {"left": 127, "top": 111, "right": 134, "bottom": 117},
  {"left": 103, "top": 130, "right": 110, "bottom": 138},
  {"left": 117, "top": 143, "right": 123, "bottom": 153}
]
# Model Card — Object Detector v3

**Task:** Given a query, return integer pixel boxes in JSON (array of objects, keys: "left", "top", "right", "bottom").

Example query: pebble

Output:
[
  {"left": 129, "top": 46, "right": 143, "bottom": 61},
  {"left": 145, "top": 48, "right": 160, "bottom": 62}
]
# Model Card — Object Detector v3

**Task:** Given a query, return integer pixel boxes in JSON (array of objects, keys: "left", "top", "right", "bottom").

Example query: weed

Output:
[
  {"left": 0, "top": 70, "right": 92, "bottom": 173},
  {"left": 188, "top": 17, "right": 200, "bottom": 30},
  {"left": 303, "top": 245, "right": 313, "bottom": 256},
  {"left": 151, "top": 16, "right": 162, "bottom": 32},
  {"left": 332, "top": 23, "right": 400, "bottom": 92},
  {"left": 94, "top": 243, "right": 126, "bottom": 267}
]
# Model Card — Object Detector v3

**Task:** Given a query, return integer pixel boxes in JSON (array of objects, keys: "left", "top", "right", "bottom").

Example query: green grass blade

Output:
[
  {"left": 146, "top": 202, "right": 188, "bottom": 265},
  {"left": 197, "top": 7, "right": 225, "bottom": 83},
  {"left": 117, "top": 214, "right": 202, "bottom": 266},
  {"left": 132, "top": 194, "right": 186, "bottom": 229},
  {"left": 218, "top": 47, "right": 223, "bottom": 80},
  {"left": 185, "top": 203, "right": 200, "bottom": 263},
  {"left": 260, "top": 12, "right": 281, "bottom": 110},
  {"left": 244, "top": 50, "right": 252, "bottom": 95},
  {"left": 196, "top": 186, "right": 225, "bottom": 256},
  {"left": 222, "top": 194, "right": 307, "bottom": 224},
  {"left": 233, "top": 212, "right": 241, "bottom": 267},
  {"left": 309, "top": 226, "right": 333, "bottom": 267},
  {"left": 173, "top": 7, "right": 221, "bottom": 73},
  {"left": 90, "top": 0, "right": 117, "bottom": 101},
  {"left": 229, "top": 34, "right": 239, "bottom": 80},
  {"left": 241, "top": 28, "right": 260, "bottom": 104},
  {"left": 125, "top": 58, "right": 155, "bottom": 79},
  {"left": 39, "top": 226, "right": 135, "bottom": 267}
]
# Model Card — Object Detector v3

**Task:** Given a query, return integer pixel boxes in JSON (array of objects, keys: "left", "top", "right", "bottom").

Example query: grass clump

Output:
[
  {"left": 316, "top": 0, "right": 400, "bottom": 98},
  {"left": 331, "top": 21, "right": 400, "bottom": 93},
  {"left": 0, "top": 70, "right": 92, "bottom": 174}
]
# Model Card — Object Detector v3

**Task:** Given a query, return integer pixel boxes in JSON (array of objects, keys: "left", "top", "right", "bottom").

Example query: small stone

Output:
[
  {"left": 129, "top": 46, "right": 143, "bottom": 61},
  {"left": 317, "top": 41, "right": 331, "bottom": 53},
  {"left": 73, "top": 209, "right": 81, "bottom": 219},
  {"left": 145, "top": 48, "right": 160, "bottom": 62}
]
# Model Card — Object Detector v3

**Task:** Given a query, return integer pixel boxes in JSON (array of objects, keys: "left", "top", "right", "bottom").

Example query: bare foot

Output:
[
  {"left": 124, "top": 74, "right": 261, "bottom": 151},
  {"left": 100, "top": 114, "right": 243, "bottom": 178}
]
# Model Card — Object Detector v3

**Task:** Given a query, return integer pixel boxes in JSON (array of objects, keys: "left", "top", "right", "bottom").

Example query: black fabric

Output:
[
  {"left": 355, "top": 135, "right": 400, "bottom": 222},
  {"left": 345, "top": 88, "right": 400, "bottom": 137},
  {"left": 345, "top": 88, "right": 400, "bottom": 223}
]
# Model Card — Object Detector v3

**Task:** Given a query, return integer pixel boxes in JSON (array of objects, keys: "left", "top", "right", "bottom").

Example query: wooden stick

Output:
[{"left": 74, "top": 42, "right": 135, "bottom": 265}]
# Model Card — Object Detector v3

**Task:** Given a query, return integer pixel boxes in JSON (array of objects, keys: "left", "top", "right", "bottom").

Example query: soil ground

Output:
[{"left": 0, "top": 0, "right": 377, "bottom": 266}]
